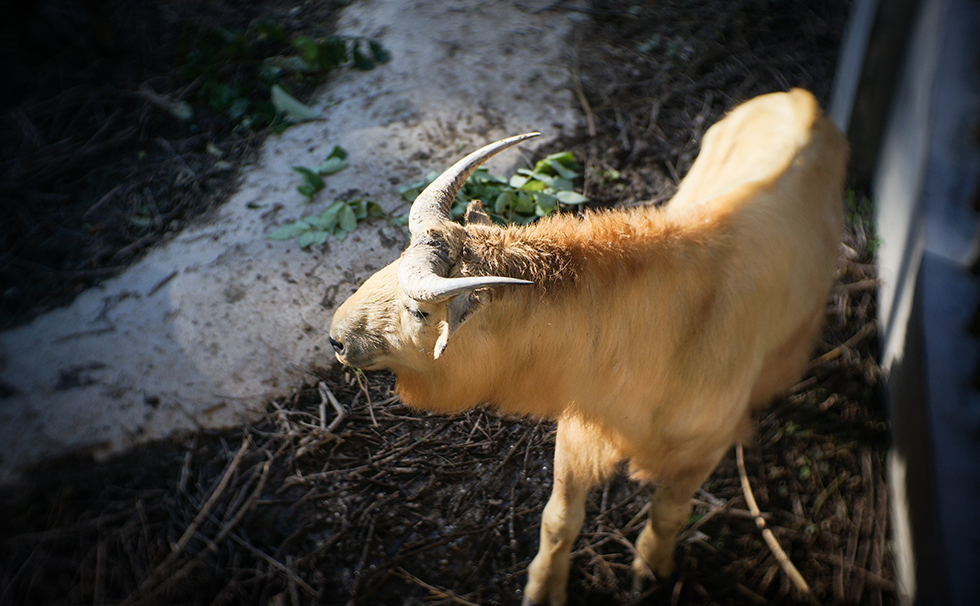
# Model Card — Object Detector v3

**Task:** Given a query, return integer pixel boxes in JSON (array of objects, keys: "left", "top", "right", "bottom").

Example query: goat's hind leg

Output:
[
  {"left": 523, "top": 417, "right": 616, "bottom": 606},
  {"left": 631, "top": 461, "right": 720, "bottom": 580}
]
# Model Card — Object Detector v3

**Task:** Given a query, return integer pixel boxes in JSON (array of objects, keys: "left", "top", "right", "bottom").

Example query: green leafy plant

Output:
[
  {"left": 177, "top": 20, "right": 389, "bottom": 133},
  {"left": 293, "top": 145, "right": 349, "bottom": 200},
  {"left": 268, "top": 199, "right": 384, "bottom": 248},
  {"left": 397, "top": 151, "right": 589, "bottom": 227},
  {"left": 287, "top": 35, "right": 391, "bottom": 72},
  {"left": 845, "top": 189, "right": 881, "bottom": 256}
]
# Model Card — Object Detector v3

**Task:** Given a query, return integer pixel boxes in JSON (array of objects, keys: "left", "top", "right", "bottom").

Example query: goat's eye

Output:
[{"left": 408, "top": 307, "right": 429, "bottom": 321}]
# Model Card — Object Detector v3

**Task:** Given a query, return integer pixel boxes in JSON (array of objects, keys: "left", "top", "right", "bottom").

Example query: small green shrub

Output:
[
  {"left": 268, "top": 199, "right": 384, "bottom": 248},
  {"left": 177, "top": 20, "right": 389, "bottom": 133},
  {"left": 397, "top": 151, "right": 589, "bottom": 227}
]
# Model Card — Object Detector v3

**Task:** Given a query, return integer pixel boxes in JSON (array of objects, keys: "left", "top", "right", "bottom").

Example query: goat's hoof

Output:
[
  {"left": 653, "top": 558, "right": 676, "bottom": 579},
  {"left": 521, "top": 589, "right": 565, "bottom": 606},
  {"left": 631, "top": 572, "right": 655, "bottom": 597},
  {"left": 632, "top": 553, "right": 676, "bottom": 581}
]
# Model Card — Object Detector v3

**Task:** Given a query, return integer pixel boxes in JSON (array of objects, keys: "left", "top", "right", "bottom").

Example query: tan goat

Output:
[{"left": 328, "top": 89, "right": 847, "bottom": 605}]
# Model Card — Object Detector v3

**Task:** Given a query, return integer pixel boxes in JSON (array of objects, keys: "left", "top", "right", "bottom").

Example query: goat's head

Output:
[{"left": 328, "top": 133, "right": 538, "bottom": 371}]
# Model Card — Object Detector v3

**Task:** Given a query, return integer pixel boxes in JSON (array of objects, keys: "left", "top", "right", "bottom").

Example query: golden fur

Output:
[{"left": 329, "top": 89, "right": 847, "bottom": 606}]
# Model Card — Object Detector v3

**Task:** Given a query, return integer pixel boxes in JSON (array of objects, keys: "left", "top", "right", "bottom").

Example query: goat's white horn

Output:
[
  {"left": 400, "top": 274, "right": 533, "bottom": 303},
  {"left": 398, "top": 221, "right": 532, "bottom": 301},
  {"left": 399, "top": 132, "right": 539, "bottom": 302},
  {"left": 407, "top": 132, "right": 540, "bottom": 235}
]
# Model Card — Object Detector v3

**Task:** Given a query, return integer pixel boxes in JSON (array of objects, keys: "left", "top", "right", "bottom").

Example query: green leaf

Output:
[
  {"left": 271, "top": 84, "right": 321, "bottom": 121},
  {"left": 536, "top": 151, "right": 578, "bottom": 174},
  {"left": 509, "top": 174, "right": 529, "bottom": 189},
  {"left": 518, "top": 178, "right": 547, "bottom": 192},
  {"left": 555, "top": 190, "right": 589, "bottom": 205},
  {"left": 307, "top": 210, "right": 338, "bottom": 232},
  {"left": 293, "top": 166, "right": 323, "bottom": 183},
  {"left": 369, "top": 39, "right": 391, "bottom": 64},
  {"left": 514, "top": 191, "right": 535, "bottom": 214},
  {"left": 367, "top": 201, "right": 385, "bottom": 217},
  {"left": 293, "top": 166, "right": 325, "bottom": 198},
  {"left": 494, "top": 191, "right": 515, "bottom": 215},
  {"left": 532, "top": 191, "right": 559, "bottom": 214},
  {"left": 314, "top": 37, "right": 350, "bottom": 71},
  {"left": 316, "top": 156, "right": 348, "bottom": 175},
  {"left": 389, "top": 213, "right": 410, "bottom": 226},
  {"left": 529, "top": 173, "right": 572, "bottom": 191},
  {"left": 298, "top": 230, "right": 319, "bottom": 249},
  {"left": 352, "top": 40, "right": 376, "bottom": 70},
  {"left": 268, "top": 220, "right": 313, "bottom": 240},
  {"left": 468, "top": 168, "right": 505, "bottom": 185},
  {"left": 315, "top": 201, "right": 344, "bottom": 226},
  {"left": 338, "top": 203, "right": 358, "bottom": 232},
  {"left": 350, "top": 199, "right": 368, "bottom": 220},
  {"left": 398, "top": 181, "right": 425, "bottom": 201},
  {"left": 544, "top": 158, "right": 579, "bottom": 180},
  {"left": 293, "top": 36, "right": 319, "bottom": 62}
]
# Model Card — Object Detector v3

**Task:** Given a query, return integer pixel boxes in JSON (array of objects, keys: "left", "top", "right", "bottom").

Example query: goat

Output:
[{"left": 328, "top": 88, "right": 847, "bottom": 605}]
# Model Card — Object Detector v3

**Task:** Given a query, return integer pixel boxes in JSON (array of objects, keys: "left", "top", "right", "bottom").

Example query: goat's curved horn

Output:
[
  {"left": 399, "top": 132, "right": 539, "bottom": 302},
  {"left": 408, "top": 132, "right": 540, "bottom": 234},
  {"left": 398, "top": 226, "right": 532, "bottom": 302},
  {"left": 403, "top": 273, "right": 533, "bottom": 302}
]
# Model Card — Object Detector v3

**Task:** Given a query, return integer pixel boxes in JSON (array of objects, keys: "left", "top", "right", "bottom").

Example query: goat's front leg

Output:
[
  {"left": 632, "top": 463, "right": 718, "bottom": 580},
  {"left": 522, "top": 419, "right": 598, "bottom": 606}
]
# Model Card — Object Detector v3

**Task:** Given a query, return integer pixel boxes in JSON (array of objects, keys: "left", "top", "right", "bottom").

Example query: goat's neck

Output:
[{"left": 394, "top": 207, "right": 723, "bottom": 418}]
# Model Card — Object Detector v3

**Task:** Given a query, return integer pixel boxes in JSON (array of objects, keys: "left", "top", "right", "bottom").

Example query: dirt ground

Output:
[{"left": 1, "top": 0, "right": 895, "bottom": 605}]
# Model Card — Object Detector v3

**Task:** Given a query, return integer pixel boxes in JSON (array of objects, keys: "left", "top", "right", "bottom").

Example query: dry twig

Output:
[
  {"left": 393, "top": 567, "right": 482, "bottom": 606},
  {"left": 318, "top": 381, "right": 347, "bottom": 433},
  {"left": 736, "top": 443, "right": 812, "bottom": 599}
]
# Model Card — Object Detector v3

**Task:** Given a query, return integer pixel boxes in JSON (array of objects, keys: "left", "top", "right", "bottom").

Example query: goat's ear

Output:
[
  {"left": 434, "top": 291, "right": 486, "bottom": 359},
  {"left": 464, "top": 200, "right": 492, "bottom": 226}
]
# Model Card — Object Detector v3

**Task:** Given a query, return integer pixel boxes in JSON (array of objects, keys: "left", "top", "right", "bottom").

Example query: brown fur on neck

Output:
[{"left": 458, "top": 205, "right": 712, "bottom": 297}]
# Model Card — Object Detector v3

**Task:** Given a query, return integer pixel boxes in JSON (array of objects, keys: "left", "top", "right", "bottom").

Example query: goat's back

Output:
[
  {"left": 666, "top": 88, "right": 840, "bottom": 215},
  {"left": 664, "top": 88, "right": 846, "bottom": 343}
]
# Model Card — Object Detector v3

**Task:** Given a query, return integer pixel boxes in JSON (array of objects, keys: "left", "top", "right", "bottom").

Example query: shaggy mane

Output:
[{"left": 460, "top": 206, "right": 705, "bottom": 296}]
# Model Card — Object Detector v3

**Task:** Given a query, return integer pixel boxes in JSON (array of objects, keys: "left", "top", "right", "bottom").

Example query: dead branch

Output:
[
  {"left": 736, "top": 443, "right": 813, "bottom": 599},
  {"left": 393, "top": 567, "right": 482, "bottom": 606}
]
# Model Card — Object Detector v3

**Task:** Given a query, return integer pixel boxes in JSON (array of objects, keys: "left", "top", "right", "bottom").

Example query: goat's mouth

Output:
[{"left": 333, "top": 350, "right": 383, "bottom": 371}]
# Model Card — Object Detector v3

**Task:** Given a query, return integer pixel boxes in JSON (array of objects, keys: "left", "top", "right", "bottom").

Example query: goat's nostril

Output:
[{"left": 329, "top": 336, "right": 344, "bottom": 353}]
